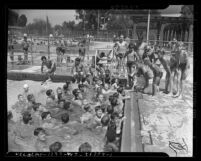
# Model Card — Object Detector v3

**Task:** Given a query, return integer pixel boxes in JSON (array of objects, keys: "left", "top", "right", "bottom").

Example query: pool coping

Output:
[
  {"left": 121, "top": 91, "right": 143, "bottom": 152},
  {"left": 7, "top": 71, "right": 73, "bottom": 82}
]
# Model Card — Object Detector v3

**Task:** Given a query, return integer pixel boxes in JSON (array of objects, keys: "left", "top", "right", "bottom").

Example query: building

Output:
[{"left": 108, "top": 8, "right": 193, "bottom": 51}]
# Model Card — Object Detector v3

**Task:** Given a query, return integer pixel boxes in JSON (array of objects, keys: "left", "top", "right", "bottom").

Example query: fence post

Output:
[
  {"left": 31, "top": 35, "right": 33, "bottom": 65},
  {"left": 48, "top": 36, "right": 50, "bottom": 59}
]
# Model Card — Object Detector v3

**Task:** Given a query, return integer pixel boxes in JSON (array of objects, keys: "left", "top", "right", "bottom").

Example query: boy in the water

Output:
[
  {"left": 11, "top": 94, "right": 28, "bottom": 122},
  {"left": 80, "top": 104, "right": 94, "bottom": 125},
  {"left": 45, "top": 89, "right": 60, "bottom": 115},
  {"left": 78, "top": 142, "right": 92, "bottom": 152},
  {"left": 40, "top": 111, "right": 58, "bottom": 130},
  {"left": 34, "top": 127, "right": 49, "bottom": 152},
  {"left": 22, "top": 84, "right": 30, "bottom": 102},
  {"left": 13, "top": 111, "right": 36, "bottom": 151},
  {"left": 49, "top": 141, "right": 63, "bottom": 152},
  {"left": 27, "top": 94, "right": 42, "bottom": 113}
]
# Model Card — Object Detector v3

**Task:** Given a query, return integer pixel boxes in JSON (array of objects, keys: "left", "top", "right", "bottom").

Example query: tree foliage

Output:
[
  {"left": 26, "top": 18, "right": 52, "bottom": 35},
  {"left": 8, "top": 10, "right": 19, "bottom": 26},
  {"left": 17, "top": 14, "right": 27, "bottom": 27},
  {"left": 180, "top": 5, "right": 193, "bottom": 19}
]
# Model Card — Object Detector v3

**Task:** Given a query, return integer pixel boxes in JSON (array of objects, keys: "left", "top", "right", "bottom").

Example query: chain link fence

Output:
[{"left": 7, "top": 32, "right": 193, "bottom": 70}]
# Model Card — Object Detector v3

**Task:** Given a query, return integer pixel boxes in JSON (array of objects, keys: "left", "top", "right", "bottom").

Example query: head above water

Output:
[
  {"left": 56, "top": 87, "right": 62, "bottom": 94},
  {"left": 18, "top": 94, "right": 24, "bottom": 102},
  {"left": 34, "top": 127, "right": 46, "bottom": 141},
  {"left": 83, "top": 104, "right": 91, "bottom": 112},
  {"left": 78, "top": 142, "right": 92, "bottom": 152},
  {"left": 8, "top": 111, "right": 13, "bottom": 121},
  {"left": 23, "top": 84, "right": 29, "bottom": 91},
  {"left": 95, "top": 106, "right": 103, "bottom": 117},
  {"left": 61, "top": 113, "right": 69, "bottom": 124},
  {"left": 27, "top": 94, "right": 35, "bottom": 102},
  {"left": 22, "top": 111, "right": 32, "bottom": 124},
  {"left": 49, "top": 142, "right": 62, "bottom": 152},
  {"left": 101, "top": 114, "right": 110, "bottom": 126},
  {"left": 46, "top": 89, "right": 55, "bottom": 98},
  {"left": 41, "top": 111, "right": 52, "bottom": 120}
]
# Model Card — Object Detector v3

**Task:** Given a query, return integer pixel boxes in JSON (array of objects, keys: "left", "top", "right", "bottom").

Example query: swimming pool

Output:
[{"left": 7, "top": 80, "right": 106, "bottom": 152}]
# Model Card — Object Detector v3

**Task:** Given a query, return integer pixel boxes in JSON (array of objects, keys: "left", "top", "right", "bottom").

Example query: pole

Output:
[
  {"left": 48, "top": 36, "right": 50, "bottom": 59},
  {"left": 146, "top": 9, "right": 151, "bottom": 43},
  {"left": 31, "top": 35, "right": 33, "bottom": 65},
  {"left": 95, "top": 50, "right": 97, "bottom": 76},
  {"left": 97, "top": 10, "right": 99, "bottom": 39},
  {"left": 83, "top": 10, "right": 86, "bottom": 35}
]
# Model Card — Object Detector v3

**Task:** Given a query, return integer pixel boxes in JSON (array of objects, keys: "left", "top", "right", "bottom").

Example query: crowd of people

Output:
[
  {"left": 8, "top": 33, "right": 190, "bottom": 152},
  {"left": 8, "top": 58, "right": 132, "bottom": 152}
]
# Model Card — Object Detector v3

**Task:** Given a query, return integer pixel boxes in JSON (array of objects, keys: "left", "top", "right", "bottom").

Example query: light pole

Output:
[
  {"left": 97, "top": 10, "right": 99, "bottom": 38},
  {"left": 83, "top": 10, "right": 86, "bottom": 35},
  {"left": 146, "top": 9, "right": 151, "bottom": 43}
]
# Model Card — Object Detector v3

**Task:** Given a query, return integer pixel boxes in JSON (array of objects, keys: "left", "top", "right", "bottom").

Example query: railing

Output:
[{"left": 7, "top": 35, "right": 193, "bottom": 69}]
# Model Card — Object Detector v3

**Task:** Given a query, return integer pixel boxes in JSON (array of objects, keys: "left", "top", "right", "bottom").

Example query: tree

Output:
[
  {"left": 180, "top": 5, "right": 193, "bottom": 19},
  {"left": 17, "top": 14, "right": 27, "bottom": 27},
  {"left": 54, "top": 24, "right": 62, "bottom": 36},
  {"left": 26, "top": 18, "right": 52, "bottom": 36},
  {"left": 8, "top": 9, "right": 19, "bottom": 26},
  {"left": 75, "top": 10, "right": 108, "bottom": 30},
  {"left": 61, "top": 20, "right": 76, "bottom": 36}
]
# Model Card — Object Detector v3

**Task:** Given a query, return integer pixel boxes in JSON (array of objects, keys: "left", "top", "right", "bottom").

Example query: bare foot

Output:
[
  {"left": 177, "top": 94, "right": 183, "bottom": 99},
  {"left": 172, "top": 94, "right": 179, "bottom": 98},
  {"left": 167, "top": 93, "right": 174, "bottom": 97}
]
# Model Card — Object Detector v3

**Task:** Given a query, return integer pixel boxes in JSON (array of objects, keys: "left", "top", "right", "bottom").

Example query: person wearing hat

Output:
[
  {"left": 22, "top": 84, "right": 30, "bottom": 102},
  {"left": 71, "top": 57, "right": 85, "bottom": 84},
  {"left": 21, "top": 33, "right": 29, "bottom": 63}
]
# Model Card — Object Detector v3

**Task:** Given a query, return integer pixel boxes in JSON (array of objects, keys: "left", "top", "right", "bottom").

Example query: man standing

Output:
[
  {"left": 115, "top": 35, "right": 128, "bottom": 73},
  {"left": 8, "top": 36, "right": 14, "bottom": 62},
  {"left": 21, "top": 33, "right": 29, "bottom": 63},
  {"left": 41, "top": 56, "right": 56, "bottom": 85},
  {"left": 78, "top": 42, "right": 86, "bottom": 62}
]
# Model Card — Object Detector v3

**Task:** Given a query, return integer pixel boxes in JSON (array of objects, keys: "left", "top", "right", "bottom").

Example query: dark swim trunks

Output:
[
  {"left": 178, "top": 62, "right": 187, "bottom": 72},
  {"left": 127, "top": 61, "right": 135, "bottom": 68}
]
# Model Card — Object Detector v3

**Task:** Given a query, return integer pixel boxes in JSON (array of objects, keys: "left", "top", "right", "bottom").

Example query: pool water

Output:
[{"left": 7, "top": 80, "right": 106, "bottom": 152}]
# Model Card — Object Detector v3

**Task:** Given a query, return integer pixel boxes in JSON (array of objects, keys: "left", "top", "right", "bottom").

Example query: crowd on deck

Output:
[{"left": 8, "top": 33, "right": 190, "bottom": 152}]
